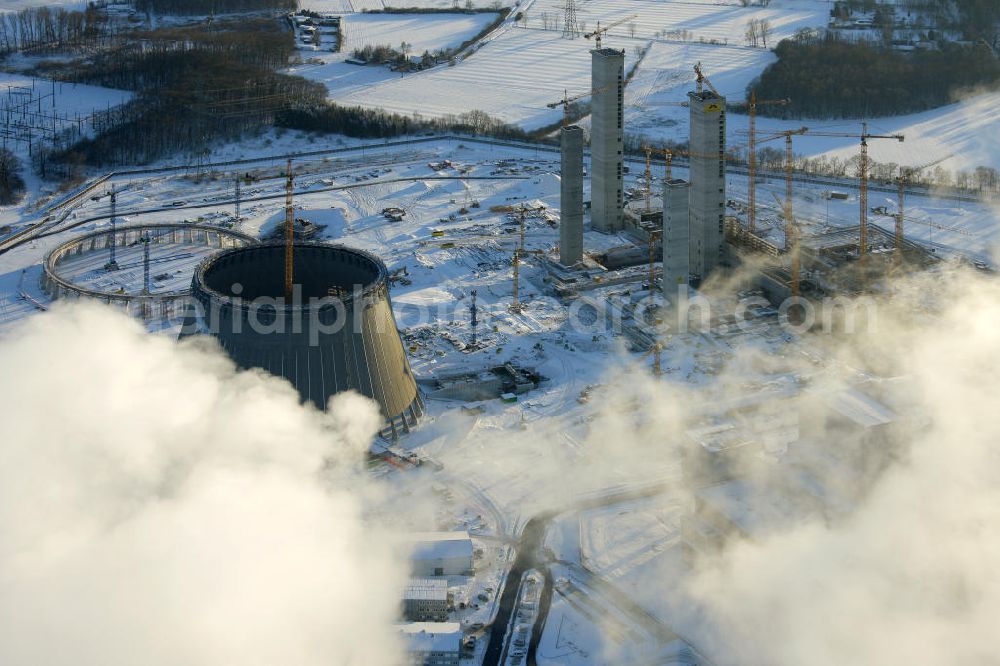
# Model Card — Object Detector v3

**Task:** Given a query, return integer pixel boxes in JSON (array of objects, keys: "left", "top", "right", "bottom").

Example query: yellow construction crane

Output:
[
  {"left": 748, "top": 128, "right": 806, "bottom": 296},
  {"left": 547, "top": 84, "right": 615, "bottom": 126},
  {"left": 642, "top": 145, "right": 654, "bottom": 211},
  {"left": 745, "top": 90, "right": 789, "bottom": 233},
  {"left": 805, "top": 125, "right": 904, "bottom": 259},
  {"left": 584, "top": 13, "right": 638, "bottom": 50},
  {"left": 744, "top": 127, "right": 808, "bottom": 242},
  {"left": 284, "top": 158, "right": 294, "bottom": 302}
]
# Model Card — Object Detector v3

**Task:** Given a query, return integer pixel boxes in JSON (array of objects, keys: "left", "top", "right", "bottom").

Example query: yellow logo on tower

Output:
[{"left": 705, "top": 102, "right": 722, "bottom": 113}]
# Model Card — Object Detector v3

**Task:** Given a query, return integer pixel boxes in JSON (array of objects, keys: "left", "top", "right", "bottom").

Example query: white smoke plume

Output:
[
  {"left": 681, "top": 269, "right": 1000, "bottom": 665},
  {"left": 0, "top": 303, "right": 406, "bottom": 666}
]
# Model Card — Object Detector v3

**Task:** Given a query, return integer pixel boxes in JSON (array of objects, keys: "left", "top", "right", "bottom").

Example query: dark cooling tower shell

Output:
[{"left": 183, "top": 242, "right": 422, "bottom": 439}]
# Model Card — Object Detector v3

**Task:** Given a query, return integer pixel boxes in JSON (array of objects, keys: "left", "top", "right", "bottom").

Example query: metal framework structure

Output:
[
  {"left": 284, "top": 159, "right": 294, "bottom": 301},
  {"left": 561, "top": 0, "right": 580, "bottom": 39},
  {"left": 806, "top": 124, "right": 905, "bottom": 259}
]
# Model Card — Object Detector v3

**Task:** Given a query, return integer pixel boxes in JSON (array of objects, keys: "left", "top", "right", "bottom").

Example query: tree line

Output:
[
  {"left": 276, "top": 105, "right": 529, "bottom": 141},
  {"left": 753, "top": 34, "right": 1000, "bottom": 118},
  {"left": 126, "top": 0, "right": 295, "bottom": 15},
  {"left": 0, "top": 5, "right": 109, "bottom": 54},
  {"left": 624, "top": 133, "right": 1000, "bottom": 197},
  {"left": 48, "top": 17, "right": 326, "bottom": 167}
]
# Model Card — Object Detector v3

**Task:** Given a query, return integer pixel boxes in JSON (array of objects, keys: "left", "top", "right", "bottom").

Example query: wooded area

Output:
[
  {"left": 0, "top": 5, "right": 109, "bottom": 53},
  {"left": 127, "top": 0, "right": 295, "bottom": 16},
  {"left": 277, "top": 105, "right": 529, "bottom": 141},
  {"left": 49, "top": 18, "right": 325, "bottom": 166},
  {"left": 0, "top": 149, "right": 25, "bottom": 205},
  {"left": 754, "top": 35, "right": 1000, "bottom": 118}
]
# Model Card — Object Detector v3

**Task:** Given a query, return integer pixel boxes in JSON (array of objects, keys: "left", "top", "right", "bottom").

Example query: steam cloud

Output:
[
  {"left": 683, "top": 270, "right": 1000, "bottom": 665},
  {"left": 3, "top": 263, "right": 999, "bottom": 666},
  {"left": 0, "top": 304, "right": 405, "bottom": 666}
]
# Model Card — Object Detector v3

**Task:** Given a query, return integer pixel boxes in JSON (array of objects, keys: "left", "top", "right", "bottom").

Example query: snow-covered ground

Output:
[
  {"left": 0, "top": 73, "right": 131, "bottom": 223},
  {"left": 340, "top": 12, "right": 497, "bottom": 54},
  {"left": 325, "top": 27, "right": 641, "bottom": 129},
  {"left": 0, "top": 0, "right": 85, "bottom": 10},
  {"left": 303, "top": 0, "right": 511, "bottom": 9},
  {"left": 0, "top": 128, "right": 997, "bottom": 665},
  {"left": 524, "top": 0, "right": 825, "bottom": 45},
  {"left": 287, "top": 0, "right": 1000, "bottom": 176}
]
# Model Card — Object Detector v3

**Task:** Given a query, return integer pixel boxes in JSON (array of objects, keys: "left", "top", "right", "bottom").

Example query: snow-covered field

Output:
[
  {"left": 340, "top": 12, "right": 497, "bottom": 54},
  {"left": 301, "top": 0, "right": 511, "bottom": 11},
  {"left": 325, "top": 27, "right": 641, "bottom": 129},
  {"left": 288, "top": 0, "right": 1000, "bottom": 176},
  {"left": 0, "top": 73, "right": 131, "bottom": 120},
  {"left": 524, "top": 0, "right": 824, "bottom": 45},
  {"left": 0, "top": 125, "right": 997, "bottom": 664},
  {"left": 0, "top": 0, "right": 85, "bottom": 10}
]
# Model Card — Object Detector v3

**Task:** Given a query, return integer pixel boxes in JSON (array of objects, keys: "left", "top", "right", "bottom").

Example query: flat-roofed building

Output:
[
  {"left": 403, "top": 578, "right": 449, "bottom": 622},
  {"left": 398, "top": 622, "right": 462, "bottom": 666},
  {"left": 407, "top": 531, "right": 474, "bottom": 577}
]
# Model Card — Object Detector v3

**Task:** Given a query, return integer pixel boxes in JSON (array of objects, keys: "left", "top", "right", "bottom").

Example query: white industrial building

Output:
[
  {"left": 403, "top": 578, "right": 450, "bottom": 622},
  {"left": 407, "top": 531, "right": 474, "bottom": 577},
  {"left": 398, "top": 622, "right": 462, "bottom": 666}
]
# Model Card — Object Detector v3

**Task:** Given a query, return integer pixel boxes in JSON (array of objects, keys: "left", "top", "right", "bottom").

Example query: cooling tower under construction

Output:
[{"left": 182, "top": 242, "right": 422, "bottom": 439}]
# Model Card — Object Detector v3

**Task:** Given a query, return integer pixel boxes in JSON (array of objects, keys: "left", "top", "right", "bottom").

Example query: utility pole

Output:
[
  {"left": 284, "top": 159, "right": 294, "bottom": 302},
  {"left": 234, "top": 175, "right": 241, "bottom": 225},
  {"left": 140, "top": 232, "right": 151, "bottom": 295},
  {"left": 104, "top": 187, "right": 119, "bottom": 271}
]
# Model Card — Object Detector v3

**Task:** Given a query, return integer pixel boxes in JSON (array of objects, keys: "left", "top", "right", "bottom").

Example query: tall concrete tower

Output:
[
  {"left": 687, "top": 90, "right": 727, "bottom": 279},
  {"left": 662, "top": 178, "right": 691, "bottom": 298},
  {"left": 590, "top": 48, "right": 625, "bottom": 233},
  {"left": 560, "top": 124, "right": 584, "bottom": 266}
]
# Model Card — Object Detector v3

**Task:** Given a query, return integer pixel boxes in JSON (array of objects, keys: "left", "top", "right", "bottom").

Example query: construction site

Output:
[{"left": 0, "top": 4, "right": 995, "bottom": 664}]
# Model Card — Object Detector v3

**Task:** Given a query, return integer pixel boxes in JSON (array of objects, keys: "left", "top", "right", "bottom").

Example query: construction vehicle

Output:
[{"left": 584, "top": 14, "right": 638, "bottom": 50}]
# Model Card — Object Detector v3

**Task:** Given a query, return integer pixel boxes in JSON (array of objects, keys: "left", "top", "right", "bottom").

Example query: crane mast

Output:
[
  {"left": 284, "top": 159, "right": 294, "bottom": 302},
  {"left": 746, "top": 90, "right": 789, "bottom": 233},
  {"left": 104, "top": 187, "right": 119, "bottom": 271},
  {"left": 806, "top": 125, "right": 904, "bottom": 260}
]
